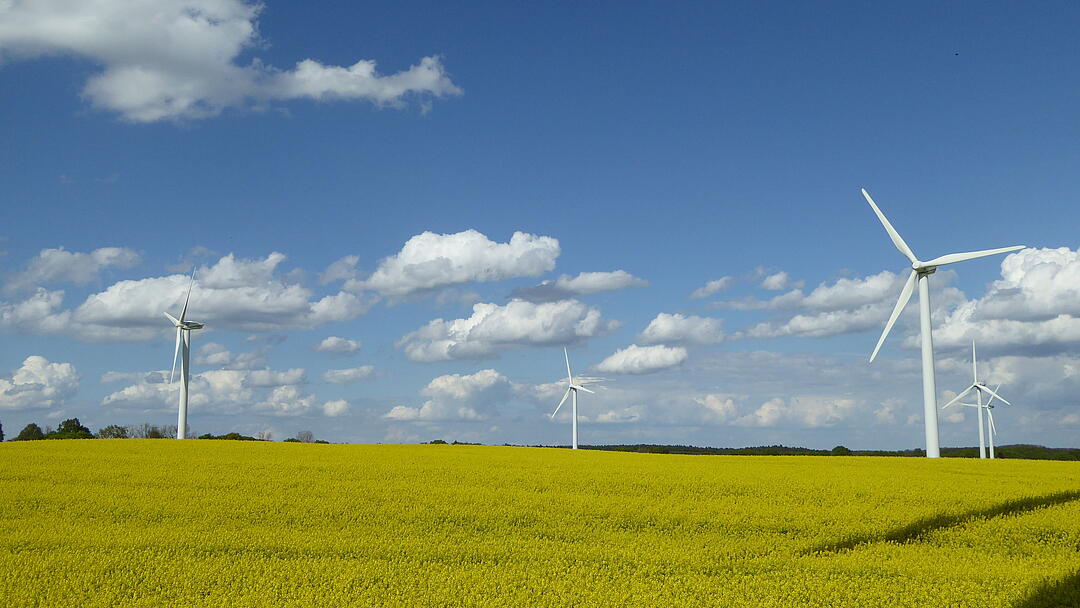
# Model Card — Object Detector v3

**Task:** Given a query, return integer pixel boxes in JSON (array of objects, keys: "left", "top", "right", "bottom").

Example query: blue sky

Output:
[{"left": 2, "top": 1, "right": 1079, "bottom": 448}]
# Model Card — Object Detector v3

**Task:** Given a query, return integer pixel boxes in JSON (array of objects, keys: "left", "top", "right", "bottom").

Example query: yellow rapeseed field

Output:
[{"left": 1, "top": 440, "right": 1078, "bottom": 607}]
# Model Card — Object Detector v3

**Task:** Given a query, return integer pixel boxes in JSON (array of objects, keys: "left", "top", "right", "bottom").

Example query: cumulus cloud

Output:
[
  {"left": 0, "top": 356, "right": 79, "bottom": 410},
  {"left": 695, "top": 394, "right": 738, "bottom": 422},
  {"left": 932, "top": 248, "right": 1080, "bottom": 354},
  {"left": 4, "top": 247, "right": 140, "bottom": 292},
  {"left": 314, "top": 336, "right": 361, "bottom": 354},
  {"left": 322, "top": 366, "right": 375, "bottom": 384},
  {"left": 398, "top": 299, "right": 617, "bottom": 362},
  {"left": 102, "top": 366, "right": 304, "bottom": 413},
  {"left": 384, "top": 369, "right": 511, "bottom": 421},
  {"left": 510, "top": 270, "right": 648, "bottom": 303},
  {"left": 0, "top": 0, "right": 461, "bottom": 122},
  {"left": 357, "top": 230, "right": 560, "bottom": 297},
  {"left": 638, "top": 313, "right": 724, "bottom": 345},
  {"left": 594, "top": 344, "right": 688, "bottom": 375},
  {"left": 322, "top": 399, "right": 350, "bottom": 417},
  {"left": 729, "top": 270, "right": 965, "bottom": 341},
  {"left": 734, "top": 396, "right": 858, "bottom": 428},
  {"left": 318, "top": 256, "right": 360, "bottom": 285},
  {"left": 194, "top": 342, "right": 266, "bottom": 369},
  {"left": 690, "top": 277, "right": 732, "bottom": 299},
  {"left": 0, "top": 252, "right": 375, "bottom": 341},
  {"left": 759, "top": 271, "right": 804, "bottom": 291}
]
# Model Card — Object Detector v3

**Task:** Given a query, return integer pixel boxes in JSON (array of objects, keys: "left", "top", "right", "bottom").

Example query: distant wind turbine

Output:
[
  {"left": 941, "top": 341, "right": 1012, "bottom": 459},
  {"left": 551, "top": 348, "right": 593, "bottom": 450},
  {"left": 164, "top": 270, "right": 204, "bottom": 440},
  {"left": 863, "top": 188, "right": 1024, "bottom": 458}
]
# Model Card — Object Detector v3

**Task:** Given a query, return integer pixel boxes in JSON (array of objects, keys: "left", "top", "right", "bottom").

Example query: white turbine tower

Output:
[
  {"left": 551, "top": 348, "right": 594, "bottom": 450},
  {"left": 164, "top": 270, "right": 204, "bottom": 440},
  {"left": 941, "top": 341, "right": 1012, "bottom": 459},
  {"left": 863, "top": 188, "right": 1024, "bottom": 458}
]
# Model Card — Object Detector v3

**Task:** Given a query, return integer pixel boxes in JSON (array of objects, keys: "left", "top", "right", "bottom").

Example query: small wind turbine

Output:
[
  {"left": 863, "top": 188, "right": 1024, "bottom": 458},
  {"left": 164, "top": 270, "right": 204, "bottom": 440},
  {"left": 941, "top": 341, "right": 1012, "bottom": 459},
  {"left": 551, "top": 348, "right": 593, "bottom": 450}
]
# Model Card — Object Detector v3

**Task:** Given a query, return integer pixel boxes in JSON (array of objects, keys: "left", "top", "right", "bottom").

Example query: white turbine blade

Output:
[
  {"left": 551, "top": 388, "right": 571, "bottom": 417},
  {"left": 163, "top": 312, "right": 180, "bottom": 326},
  {"left": 862, "top": 188, "right": 917, "bottom": 264},
  {"left": 986, "top": 408, "right": 997, "bottom": 436},
  {"left": 870, "top": 270, "right": 917, "bottom": 363},
  {"left": 941, "top": 385, "right": 976, "bottom": 409},
  {"left": 921, "top": 246, "right": 1025, "bottom": 268},
  {"left": 978, "top": 383, "right": 1011, "bottom": 406},
  {"left": 564, "top": 347, "right": 573, "bottom": 383},
  {"left": 179, "top": 269, "right": 196, "bottom": 323},
  {"left": 169, "top": 328, "right": 182, "bottom": 383},
  {"left": 971, "top": 340, "right": 978, "bottom": 383},
  {"left": 577, "top": 386, "right": 595, "bottom": 394}
]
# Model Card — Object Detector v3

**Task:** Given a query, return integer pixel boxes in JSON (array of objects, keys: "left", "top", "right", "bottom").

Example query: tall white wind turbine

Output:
[
  {"left": 863, "top": 188, "right": 1024, "bottom": 458},
  {"left": 941, "top": 341, "right": 1012, "bottom": 459},
  {"left": 551, "top": 348, "right": 594, "bottom": 450},
  {"left": 164, "top": 270, "right": 204, "bottom": 440}
]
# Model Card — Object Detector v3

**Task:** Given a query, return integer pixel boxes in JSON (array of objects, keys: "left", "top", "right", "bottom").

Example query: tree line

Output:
[{"left": 0, "top": 419, "right": 326, "bottom": 443}]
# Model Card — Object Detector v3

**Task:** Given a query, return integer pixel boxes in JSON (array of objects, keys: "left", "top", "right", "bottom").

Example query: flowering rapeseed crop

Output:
[{"left": 1, "top": 441, "right": 1078, "bottom": 606}]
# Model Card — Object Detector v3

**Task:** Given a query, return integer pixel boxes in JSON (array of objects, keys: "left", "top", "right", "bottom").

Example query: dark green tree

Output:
[
  {"left": 831, "top": 445, "right": 853, "bottom": 456},
  {"left": 14, "top": 423, "right": 45, "bottom": 441},
  {"left": 0, "top": 420, "right": 4, "bottom": 442},
  {"left": 46, "top": 418, "right": 94, "bottom": 439},
  {"left": 97, "top": 425, "right": 129, "bottom": 439}
]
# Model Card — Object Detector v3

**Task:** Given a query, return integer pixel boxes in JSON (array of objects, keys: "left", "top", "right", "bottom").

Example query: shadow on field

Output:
[
  {"left": 1011, "top": 570, "right": 1080, "bottom": 608},
  {"left": 805, "top": 490, "right": 1080, "bottom": 555}
]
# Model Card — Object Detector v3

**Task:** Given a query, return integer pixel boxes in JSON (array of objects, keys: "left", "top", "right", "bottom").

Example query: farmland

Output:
[{"left": 2, "top": 441, "right": 1079, "bottom": 607}]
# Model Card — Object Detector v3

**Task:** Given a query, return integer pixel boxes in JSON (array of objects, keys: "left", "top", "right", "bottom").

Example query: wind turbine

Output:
[
  {"left": 863, "top": 188, "right": 1024, "bottom": 458},
  {"left": 551, "top": 348, "right": 594, "bottom": 450},
  {"left": 164, "top": 270, "right": 204, "bottom": 440},
  {"left": 941, "top": 341, "right": 1012, "bottom": 458}
]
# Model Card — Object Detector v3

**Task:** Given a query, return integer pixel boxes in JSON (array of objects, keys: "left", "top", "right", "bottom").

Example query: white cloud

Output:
[
  {"left": 690, "top": 277, "right": 733, "bottom": 299},
  {"left": 253, "top": 385, "right": 315, "bottom": 417},
  {"left": 695, "top": 394, "right": 738, "bottom": 422},
  {"left": 398, "top": 299, "right": 617, "bottom": 362},
  {"left": 594, "top": 344, "right": 688, "bottom": 375},
  {"left": 4, "top": 247, "right": 141, "bottom": 292},
  {"left": 193, "top": 342, "right": 266, "bottom": 369},
  {"left": 314, "top": 336, "right": 361, "bottom": 354},
  {"left": 733, "top": 396, "right": 857, "bottom": 428},
  {"left": 760, "top": 271, "right": 804, "bottom": 291},
  {"left": 357, "top": 230, "right": 560, "bottom": 297},
  {"left": 0, "top": 356, "right": 79, "bottom": 410},
  {"left": 322, "top": 399, "right": 350, "bottom": 417},
  {"left": 384, "top": 369, "right": 511, "bottom": 421},
  {"left": 102, "top": 366, "right": 304, "bottom": 413},
  {"left": 510, "top": 270, "right": 648, "bottom": 302},
  {"left": 0, "top": 252, "right": 375, "bottom": 341},
  {"left": 0, "top": 0, "right": 461, "bottom": 122},
  {"left": 638, "top": 313, "right": 724, "bottom": 345},
  {"left": 932, "top": 248, "right": 1080, "bottom": 354},
  {"left": 318, "top": 256, "right": 360, "bottom": 285},
  {"left": 322, "top": 366, "right": 375, "bottom": 384}
]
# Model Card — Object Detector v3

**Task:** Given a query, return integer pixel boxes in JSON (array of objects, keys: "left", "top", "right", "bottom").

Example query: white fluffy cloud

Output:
[
  {"left": 510, "top": 270, "right": 648, "bottom": 303},
  {"left": 357, "top": 230, "right": 560, "bottom": 297},
  {"left": 0, "top": 356, "right": 79, "bottom": 410},
  {"left": 0, "top": 252, "right": 374, "bottom": 341},
  {"left": 731, "top": 270, "right": 965, "bottom": 340},
  {"left": 314, "top": 336, "right": 361, "bottom": 354},
  {"left": 690, "top": 277, "right": 733, "bottom": 299},
  {"left": 322, "top": 366, "right": 375, "bottom": 384},
  {"left": 0, "top": 0, "right": 461, "bottom": 122},
  {"left": 594, "top": 344, "right": 688, "bottom": 375},
  {"left": 638, "top": 313, "right": 724, "bottom": 345},
  {"left": 322, "top": 399, "right": 350, "bottom": 417},
  {"left": 194, "top": 342, "right": 266, "bottom": 369},
  {"left": 760, "top": 271, "right": 804, "bottom": 291},
  {"left": 384, "top": 369, "right": 511, "bottom": 421},
  {"left": 398, "top": 299, "right": 617, "bottom": 362},
  {"left": 318, "top": 256, "right": 360, "bottom": 285},
  {"left": 102, "top": 366, "right": 304, "bottom": 413},
  {"left": 933, "top": 248, "right": 1080, "bottom": 354},
  {"left": 4, "top": 247, "right": 140, "bottom": 292}
]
